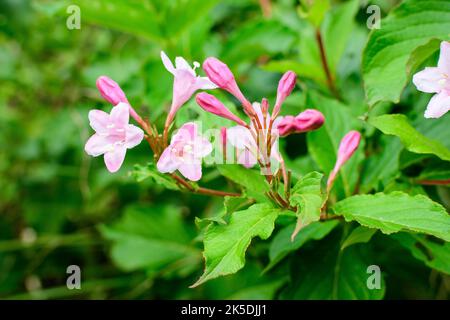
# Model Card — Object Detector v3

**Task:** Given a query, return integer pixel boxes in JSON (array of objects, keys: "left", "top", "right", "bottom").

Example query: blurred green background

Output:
[{"left": 2, "top": 0, "right": 447, "bottom": 299}]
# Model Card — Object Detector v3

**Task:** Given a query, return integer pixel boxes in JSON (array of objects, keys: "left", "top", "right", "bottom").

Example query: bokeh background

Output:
[{"left": 1, "top": 0, "right": 448, "bottom": 299}]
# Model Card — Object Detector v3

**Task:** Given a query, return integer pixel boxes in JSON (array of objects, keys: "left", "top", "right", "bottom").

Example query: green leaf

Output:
[
  {"left": 306, "top": 93, "right": 363, "bottom": 198},
  {"left": 289, "top": 172, "right": 325, "bottom": 240},
  {"left": 262, "top": 60, "right": 325, "bottom": 85},
  {"left": 362, "top": 0, "right": 450, "bottom": 106},
  {"left": 391, "top": 233, "right": 450, "bottom": 275},
  {"left": 333, "top": 192, "right": 450, "bottom": 241},
  {"left": 281, "top": 231, "right": 385, "bottom": 299},
  {"left": 265, "top": 220, "right": 339, "bottom": 272},
  {"left": 72, "top": 0, "right": 162, "bottom": 41},
  {"left": 369, "top": 114, "right": 450, "bottom": 162},
  {"left": 217, "top": 165, "right": 270, "bottom": 202},
  {"left": 131, "top": 163, "right": 180, "bottom": 190},
  {"left": 191, "top": 204, "right": 280, "bottom": 287},
  {"left": 341, "top": 226, "right": 377, "bottom": 250},
  {"left": 299, "top": 0, "right": 330, "bottom": 28},
  {"left": 100, "top": 205, "right": 200, "bottom": 273},
  {"left": 322, "top": 0, "right": 359, "bottom": 73}
]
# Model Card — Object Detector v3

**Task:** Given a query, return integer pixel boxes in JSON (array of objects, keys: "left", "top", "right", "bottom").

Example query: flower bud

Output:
[
  {"left": 203, "top": 57, "right": 251, "bottom": 110},
  {"left": 196, "top": 92, "right": 247, "bottom": 126},
  {"left": 96, "top": 76, "right": 128, "bottom": 105},
  {"left": 277, "top": 109, "right": 324, "bottom": 136},
  {"left": 327, "top": 130, "right": 361, "bottom": 191},
  {"left": 261, "top": 98, "right": 269, "bottom": 116},
  {"left": 273, "top": 71, "right": 296, "bottom": 117}
]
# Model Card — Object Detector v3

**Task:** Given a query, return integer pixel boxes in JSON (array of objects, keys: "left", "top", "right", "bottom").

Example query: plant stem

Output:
[{"left": 315, "top": 29, "right": 340, "bottom": 100}]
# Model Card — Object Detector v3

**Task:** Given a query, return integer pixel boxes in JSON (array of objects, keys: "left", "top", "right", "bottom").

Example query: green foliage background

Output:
[{"left": 0, "top": 0, "right": 449, "bottom": 299}]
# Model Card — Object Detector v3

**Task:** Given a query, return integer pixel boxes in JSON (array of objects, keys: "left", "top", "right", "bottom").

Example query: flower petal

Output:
[
  {"left": 125, "top": 124, "right": 144, "bottom": 149},
  {"left": 84, "top": 134, "right": 110, "bottom": 157},
  {"left": 104, "top": 145, "right": 127, "bottom": 173},
  {"left": 161, "top": 51, "right": 175, "bottom": 75},
  {"left": 157, "top": 147, "right": 180, "bottom": 173},
  {"left": 412, "top": 67, "right": 444, "bottom": 93},
  {"left": 227, "top": 125, "right": 251, "bottom": 149},
  {"left": 88, "top": 109, "right": 110, "bottom": 132},
  {"left": 194, "top": 137, "right": 213, "bottom": 158},
  {"left": 438, "top": 41, "right": 450, "bottom": 75},
  {"left": 172, "top": 122, "right": 197, "bottom": 144},
  {"left": 424, "top": 91, "right": 450, "bottom": 119},
  {"left": 175, "top": 56, "right": 195, "bottom": 75},
  {"left": 178, "top": 162, "right": 202, "bottom": 181},
  {"left": 110, "top": 102, "right": 130, "bottom": 127},
  {"left": 238, "top": 149, "right": 257, "bottom": 168},
  {"left": 195, "top": 77, "right": 218, "bottom": 90}
]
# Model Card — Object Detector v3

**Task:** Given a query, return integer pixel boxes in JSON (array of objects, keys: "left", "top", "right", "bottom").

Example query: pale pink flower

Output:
[
  {"left": 277, "top": 109, "right": 324, "bottom": 136},
  {"left": 161, "top": 51, "right": 217, "bottom": 125},
  {"left": 227, "top": 102, "right": 282, "bottom": 169},
  {"left": 157, "top": 122, "right": 212, "bottom": 181},
  {"left": 85, "top": 102, "right": 144, "bottom": 173},
  {"left": 273, "top": 71, "right": 296, "bottom": 118},
  {"left": 327, "top": 130, "right": 361, "bottom": 191},
  {"left": 412, "top": 41, "right": 450, "bottom": 118},
  {"left": 195, "top": 92, "right": 247, "bottom": 126}
]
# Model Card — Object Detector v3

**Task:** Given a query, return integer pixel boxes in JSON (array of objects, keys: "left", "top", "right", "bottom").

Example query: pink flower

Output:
[
  {"left": 227, "top": 102, "right": 282, "bottom": 169},
  {"left": 161, "top": 51, "right": 217, "bottom": 124},
  {"left": 272, "top": 71, "right": 296, "bottom": 118},
  {"left": 412, "top": 41, "right": 450, "bottom": 118},
  {"left": 277, "top": 109, "right": 324, "bottom": 136},
  {"left": 157, "top": 122, "right": 212, "bottom": 181},
  {"left": 96, "top": 76, "right": 128, "bottom": 106},
  {"left": 203, "top": 57, "right": 253, "bottom": 114},
  {"left": 85, "top": 102, "right": 144, "bottom": 173},
  {"left": 96, "top": 75, "right": 142, "bottom": 123},
  {"left": 195, "top": 92, "right": 247, "bottom": 126},
  {"left": 327, "top": 130, "right": 361, "bottom": 190}
]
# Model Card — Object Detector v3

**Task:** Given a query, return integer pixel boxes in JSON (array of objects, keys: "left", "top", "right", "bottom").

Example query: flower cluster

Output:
[{"left": 84, "top": 51, "right": 364, "bottom": 203}]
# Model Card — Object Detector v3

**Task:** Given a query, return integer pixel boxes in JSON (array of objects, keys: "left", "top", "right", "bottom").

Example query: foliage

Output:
[{"left": 0, "top": 0, "right": 449, "bottom": 300}]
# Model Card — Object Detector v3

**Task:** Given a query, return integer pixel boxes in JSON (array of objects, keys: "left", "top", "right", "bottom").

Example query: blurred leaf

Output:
[
  {"left": 191, "top": 203, "right": 280, "bottom": 287},
  {"left": 265, "top": 220, "right": 339, "bottom": 272},
  {"left": 131, "top": 163, "right": 180, "bottom": 190},
  {"left": 100, "top": 204, "right": 200, "bottom": 273},
  {"left": 281, "top": 232, "right": 385, "bottom": 299},
  {"left": 289, "top": 171, "right": 325, "bottom": 240},
  {"left": 306, "top": 93, "right": 364, "bottom": 198},
  {"left": 299, "top": 0, "right": 330, "bottom": 28},
  {"left": 362, "top": 0, "right": 450, "bottom": 106},
  {"left": 391, "top": 233, "right": 450, "bottom": 275},
  {"left": 333, "top": 192, "right": 450, "bottom": 241},
  {"left": 72, "top": 0, "right": 162, "bottom": 41},
  {"left": 263, "top": 60, "right": 325, "bottom": 85},
  {"left": 341, "top": 226, "right": 377, "bottom": 250},
  {"left": 369, "top": 114, "right": 450, "bottom": 162}
]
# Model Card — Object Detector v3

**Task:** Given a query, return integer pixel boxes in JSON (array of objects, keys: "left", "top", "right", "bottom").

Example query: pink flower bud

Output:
[
  {"left": 273, "top": 71, "right": 296, "bottom": 117},
  {"left": 327, "top": 130, "right": 361, "bottom": 191},
  {"left": 261, "top": 98, "right": 269, "bottom": 115},
  {"left": 96, "top": 76, "right": 128, "bottom": 105},
  {"left": 203, "top": 57, "right": 251, "bottom": 110},
  {"left": 195, "top": 92, "right": 247, "bottom": 126},
  {"left": 277, "top": 109, "right": 324, "bottom": 136}
]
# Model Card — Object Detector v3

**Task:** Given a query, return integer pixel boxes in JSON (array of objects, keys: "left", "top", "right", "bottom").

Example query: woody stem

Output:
[{"left": 315, "top": 29, "right": 340, "bottom": 100}]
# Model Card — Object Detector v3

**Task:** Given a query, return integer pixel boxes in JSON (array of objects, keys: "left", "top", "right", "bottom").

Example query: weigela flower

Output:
[
  {"left": 273, "top": 71, "right": 296, "bottom": 118},
  {"left": 277, "top": 109, "right": 324, "bottom": 136},
  {"left": 195, "top": 92, "right": 247, "bottom": 126},
  {"left": 412, "top": 41, "right": 450, "bottom": 118},
  {"left": 157, "top": 122, "right": 212, "bottom": 181},
  {"left": 161, "top": 51, "right": 217, "bottom": 123},
  {"left": 85, "top": 102, "right": 144, "bottom": 173},
  {"left": 327, "top": 130, "right": 361, "bottom": 190}
]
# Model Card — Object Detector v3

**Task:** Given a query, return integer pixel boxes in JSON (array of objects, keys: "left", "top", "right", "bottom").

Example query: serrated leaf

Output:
[
  {"left": 362, "top": 0, "right": 450, "bottom": 106},
  {"left": 265, "top": 220, "right": 339, "bottom": 272},
  {"left": 289, "top": 171, "right": 325, "bottom": 240},
  {"left": 333, "top": 192, "right": 450, "bottom": 241},
  {"left": 341, "top": 226, "right": 377, "bottom": 250},
  {"left": 391, "top": 233, "right": 450, "bottom": 275},
  {"left": 191, "top": 204, "right": 280, "bottom": 287},
  {"left": 369, "top": 114, "right": 450, "bottom": 162},
  {"left": 131, "top": 163, "right": 180, "bottom": 190}
]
